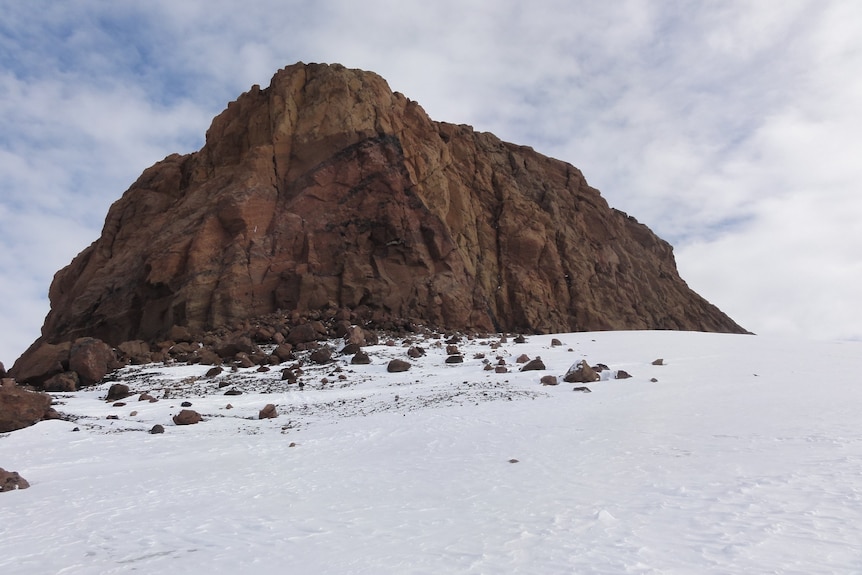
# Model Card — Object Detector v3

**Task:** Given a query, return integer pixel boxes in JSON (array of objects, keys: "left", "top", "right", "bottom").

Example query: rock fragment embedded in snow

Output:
[
  {"left": 445, "top": 355, "right": 463, "bottom": 364},
  {"left": 259, "top": 404, "right": 278, "bottom": 419},
  {"left": 550, "top": 338, "right": 563, "bottom": 347},
  {"left": 516, "top": 353, "right": 530, "bottom": 363},
  {"left": 572, "top": 386, "right": 592, "bottom": 393},
  {"left": 614, "top": 370, "right": 632, "bottom": 379},
  {"left": 564, "top": 360, "right": 599, "bottom": 383},
  {"left": 540, "top": 375, "right": 558, "bottom": 386},
  {"left": 0, "top": 468, "right": 30, "bottom": 491},
  {"left": 309, "top": 347, "right": 332, "bottom": 364},
  {"left": 520, "top": 358, "right": 546, "bottom": 371},
  {"left": 172, "top": 409, "right": 202, "bottom": 425},
  {"left": 149, "top": 424, "right": 165, "bottom": 434},
  {"left": 407, "top": 346, "right": 425, "bottom": 358},
  {"left": 652, "top": 358, "right": 664, "bottom": 365},
  {"left": 351, "top": 351, "right": 371, "bottom": 365},
  {"left": 205, "top": 366, "right": 223, "bottom": 378},
  {"left": 105, "top": 383, "right": 131, "bottom": 402},
  {"left": 387, "top": 359, "right": 411, "bottom": 372}
]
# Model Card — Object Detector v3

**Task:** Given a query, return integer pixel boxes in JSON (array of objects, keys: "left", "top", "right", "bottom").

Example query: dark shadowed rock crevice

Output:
[{"left": 13, "top": 62, "right": 745, "bottom": 378}]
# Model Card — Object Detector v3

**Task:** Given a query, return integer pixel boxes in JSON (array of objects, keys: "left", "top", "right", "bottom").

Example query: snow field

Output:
[{"left": 2, "top": 330, "right": 862, "bottom": 574}]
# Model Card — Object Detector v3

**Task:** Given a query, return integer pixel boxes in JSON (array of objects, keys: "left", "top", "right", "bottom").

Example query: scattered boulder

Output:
[
  {"left": 180, "top": 401, "right": 192, "bottom": 407},
  {"left": 387, "top": 359, "right": 411, "bottom": 373},
  {"left": 172, "top": 409, "right": 202, "bottom": 425},
  {"left": 0, "top": 468, "right": 30, "bottom": 492},
  {"left": 445, "top": 344, "right": 460, "bottom": 355},
  {"left": 495, "top": 366, "right": 508, "bottom": 373},
  {"left": 9, "top": 341, "right": 71, "bottom": 387},
  {"left": 514, "top": 335, "right": 527, "bottom": 344},
  {"left": 205, "top": 366, "right": 224, "bottom": 378},
  {"left": 650, "top": 377, "right": 658, "bottom": 383},
  {"left": 309, "top": 348, "right": 333, "bottom": 364},
  {"left": 407, "top": 346, "right": 426, "bottom": 358},
  {"left": 652, "top": 358, "right": 664, "bottom": 366},
  {"left": 168, "top": 325, "right": 194, "bottom": 343},
  {"left": 0, "top": 385, "right": 53, "bottom": 432},
  {"left": 351, "top": 351, "right": 371, "bottom": 365},
  {"left": 259, "top": 403, "right": 278, "bottom": 419},
  {"left": 340, "top": 343, "right": 361, "bottom": 356},
  {"left": 550, "top": 338, "right": 563, "bottom": 347},
  {"left": 43, "top": 371, "right": 80, "bottom": 392},
  {"left": 516, "top": 353, "right": 530, "bottom": 364},
  {"left": 150, "top": 424, "right": 165, "bottom": 434},
  {"left": 69, "top": 337, "right": 117, "bottom": 386},
  {"left": 138, "top": 392, "right": 156, "bottom": 402},
  {"left": 564, "top": 360, "right": 599, "bottom": 383},
  {"left": 214, "top": 335, "right": 257, "bottom": 359},
  {"left": 272, "top": 343, "right": 295, "bottom": 362},
  {"left": 224, "top": 389, "right": 243, "bottom": 396},
  {"left": 197, "top": 349, "right": 222, "bottom": 366},
  {"left": 445, "top": 355, "right": 464, "bottom": 364},
  {"left": 540, "top": 375, "right": 558, "bottom": 386},
  {"left": 287, "top": 322, "right": 326, "bottom": 345},
  {"left": 117, "top": 340, "right": 152, "bottom": 364},
  {"left": 105, "top": 383, "right": 131, "bottom": 402},
  {"left": 572, "top": 386, "right": 592, "bottom": 393},
  {"left": 615, "top": 370, "right": 632, "bottom": 379},
  {"left": 520, "top": 358, "right": 546, "bottom": 371}
]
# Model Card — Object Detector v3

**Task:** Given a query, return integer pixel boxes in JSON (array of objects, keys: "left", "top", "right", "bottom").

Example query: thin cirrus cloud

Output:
[{"left": 1, "top": 1, "right": 861, "bottom": 364}]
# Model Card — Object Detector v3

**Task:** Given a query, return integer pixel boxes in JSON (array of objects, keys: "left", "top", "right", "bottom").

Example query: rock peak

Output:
[{"left": 18, "top": 62, "right": 744, "bottom": 369}]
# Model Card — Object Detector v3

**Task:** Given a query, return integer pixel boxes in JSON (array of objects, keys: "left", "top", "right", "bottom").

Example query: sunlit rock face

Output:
[{"left": 30, "top": 62, "right": 746, "bottom": 349}]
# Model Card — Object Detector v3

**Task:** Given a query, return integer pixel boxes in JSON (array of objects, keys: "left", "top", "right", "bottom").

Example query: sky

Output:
[{"left": 1, "top": 1, "right": 861, "bottom": 364}]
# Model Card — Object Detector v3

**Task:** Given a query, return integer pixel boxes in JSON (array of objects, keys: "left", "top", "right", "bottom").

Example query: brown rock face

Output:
[{"left": 18, "top": 62, "right": 744, "bottom": 362}]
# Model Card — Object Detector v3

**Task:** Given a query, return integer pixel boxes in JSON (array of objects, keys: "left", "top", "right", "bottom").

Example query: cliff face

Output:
[{"left": 34, "top": 62, "right": 745, "bottom": 347}]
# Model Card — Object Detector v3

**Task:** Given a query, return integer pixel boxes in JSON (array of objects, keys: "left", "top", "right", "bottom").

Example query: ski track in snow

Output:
[{"left": 2, "top": 330, "right": 862, "bottom": 574}]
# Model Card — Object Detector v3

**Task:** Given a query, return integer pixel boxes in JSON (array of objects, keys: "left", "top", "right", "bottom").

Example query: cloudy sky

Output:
[{"left": 1, "top": 1, "right": 860, "bottom": 364}]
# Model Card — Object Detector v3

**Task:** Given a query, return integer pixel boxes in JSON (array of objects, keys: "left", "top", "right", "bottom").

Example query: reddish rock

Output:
[
  {"left": 172, "top": 409, "right": 202, "bottom": 425},
  {"left": 259, "top": 403, "right": 278, "bottom": 419},
  {"left": 16, "top": 62, "right": 743, "bottom": 362},
  {"left": 387, "top": 359, "right": 411, "bottom": 373},
  {"left": 287, "top": 323, "right": 326, "bottom": 345},
  {"left": 407, "top": 346, "right": 426, "bottom": 358},
  {"left": 105, "top": 383, "right": 131, "bottom": 401},
  {"left": 520, "top": 358, "right": 546, "bottom": 371},
  {"left": 43, "top": 371, "right": 80, "bottom": 392},
  {"left": 309, "top": 347, "right": 332, "bottom": 364},
  {"left": 564, "top": 360, "right": 599, "bottom": 383},
  {"left": 117, "top": 340, "right": 152, "bottom": 364},
  {"left": 198, "top": 349, "right": 222, "bottom": 366},
  {"left": 540, "top": 375, "right": 558, "bottom": 385},
  {"left": 272, "top": 343, "right": 294, "bottom": 362},
  {"left": 0, "top": 385, "right": 53, "bottom": 432},
  {"left": 214, "top": 335, "right": 257, "bottom": 359},
  {"left": 351, "top": 351, "right": 371, "bottom": 365},
  {"left": 9, "top": 341, "right": 71, "bottom": 387},
  {"left": 69, "top": 337, "right": 116, "bottom": 386},
  {"left": 205, "top": 366, "right": 224, "bottom": 378},
  {"left": 0, "top": 468, "right": 30, "bottom": 492},
  {"left": 516, "top": 354, "right": 530, "bottom": 364}
]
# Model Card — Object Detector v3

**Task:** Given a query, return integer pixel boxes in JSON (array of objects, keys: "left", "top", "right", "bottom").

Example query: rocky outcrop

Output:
[{"left": 14, "top": 62, "right": 745, "bottom": 375}]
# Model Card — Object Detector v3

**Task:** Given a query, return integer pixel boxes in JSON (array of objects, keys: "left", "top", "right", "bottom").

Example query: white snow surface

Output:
[{"left": 2, "top": 330, "right": 862, "bottom": 574}]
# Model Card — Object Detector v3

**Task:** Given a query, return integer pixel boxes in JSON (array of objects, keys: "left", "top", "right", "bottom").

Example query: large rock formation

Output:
[{"left": 15, "top": 62, "right": 744, "bottom": 370}]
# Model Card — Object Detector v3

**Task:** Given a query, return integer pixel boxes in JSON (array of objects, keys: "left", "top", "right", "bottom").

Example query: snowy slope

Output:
[{"left": 2, "top": 330, "right": 862, "bottom": 574}]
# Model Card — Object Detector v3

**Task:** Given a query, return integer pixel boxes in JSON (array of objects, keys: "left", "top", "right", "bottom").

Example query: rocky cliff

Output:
[{"left": 22, "top": 63, "right": 745, "bottom": 357}]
